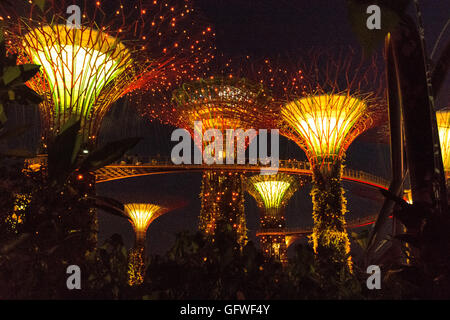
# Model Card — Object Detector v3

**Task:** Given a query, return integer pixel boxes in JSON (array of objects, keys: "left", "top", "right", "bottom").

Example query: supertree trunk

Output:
[
  {"left": 310, "top": 160, "right": 352, "bottom": 274},
  {"left": 127, "top": 246, "right": 145, "bottom": 286},
  {"left": 127, "top": 232, "right": 146, "bottom": 286},
  {"left": 259, "top": 207, "right": 288, "bottom": 264},
  {"left": 73, "top": 171, "right": 98, "bottom": 249},
  {"left": 124, "top": 203, "right": 174, "bottom": 286},
  {"left": 199, "top": 170, "right": 247, "bottom": 247}
]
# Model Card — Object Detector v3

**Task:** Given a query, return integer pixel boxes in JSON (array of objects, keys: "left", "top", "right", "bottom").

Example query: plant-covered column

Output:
[
  {"left": 310, "top": 160, "right": 351, "bottom": 273},
  {"left": 280, "top": 51, "right": 384, "bottom": 275},
  {"left": 124, "top": 203, "right": 174, "bottom": 286},
  {"left": 199, "top": 170, "right": 247, "bottom": 247},
  {"left": 127, "top": 246, "right": 145, "bottom": 286},
  {"left": 259, "top": 208, "right": 288, "bottom": 263},
  {"left": 169, "top": 77, "right": 274, "bottom": 247}
]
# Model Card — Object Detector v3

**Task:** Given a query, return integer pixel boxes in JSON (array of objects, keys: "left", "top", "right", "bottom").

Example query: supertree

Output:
[
  {"left": 246, "top": 173, "right": 300, "bottom": 263},
  {"left": 124, "top": 203, "right": 171, "bottom": 286},
  {"left": 1, "top": 0, "right": 212, "bottom": 247},
  {"left": 3, "top": 0, "right": 213, "bottom": 150},
  {"left": 160, "top": 71, "right": 275, "bottom": 246},
  {"left": 279, "top": 50, "right": 385, "bottom": 274},
  {"left": 437, "top": 108, "right": 450, "bottom": 182}
]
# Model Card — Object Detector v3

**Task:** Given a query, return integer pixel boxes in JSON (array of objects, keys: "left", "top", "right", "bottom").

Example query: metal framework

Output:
[
  {"left": 124, "top": 203, "right": 169, "bottom": 246},
  {"left": 279, "top": 49, "right": 384, "bottom": 168}
]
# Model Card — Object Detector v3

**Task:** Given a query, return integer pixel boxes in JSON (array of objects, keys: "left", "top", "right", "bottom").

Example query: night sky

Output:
[{"left": 7, "top": 0, "right": 450, "bottom": 256}]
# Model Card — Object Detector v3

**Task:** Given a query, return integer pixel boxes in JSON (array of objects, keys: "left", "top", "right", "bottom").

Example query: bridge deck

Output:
[
  {"left": 255, "top": 213, "right": 386, "bottom": 237},
  {"left": 26, "top": 156, "right": 389, "bottom": 189},
  {"left": 92, "top": 159, "right": 389, "bottom": 189}
]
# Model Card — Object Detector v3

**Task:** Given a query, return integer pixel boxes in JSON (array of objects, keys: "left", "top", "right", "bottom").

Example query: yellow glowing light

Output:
[
  {"left": 282, "top": 94, "right": 371, "bottom": 164},
  {"left": 247, "top": 173, "right": 299, "bottom": 210},
  {"left": 437, "top": 109, "right": 450, "bottom": 173},
  {"left": 254, "top": 181, "right": 290, "bottom": 209},
  {"left": 22, "top": 25, "right": 132, "bottom": 140},
  {"left": 124, "top": 203, "right": 165, "bottom": 242}
]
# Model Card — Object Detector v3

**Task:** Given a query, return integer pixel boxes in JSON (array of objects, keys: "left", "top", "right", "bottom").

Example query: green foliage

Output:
[
  {"left": 83, "top": 234, "right": 129, "bottom": 299},
  {"left": 143, "top": 224, "right": 288, "bottom": 299},
  {"left": 351, "top": 229, "right": 370, "bottom": 250},
  {"left": 79, "top": 137, "right": 142, "bottom": 173},
  {"left": 34, "top": 0, "right": 46, "bottom": 11},
  {"left": 45, "top": 119, "right": 141, "bottom": 187},
  {"left": 377, "top": 189, "right": 450, "bottom": 299},
  {"left": 0, "top": 119, "right": 141, "bottom": 298},
  {"left": 431, "top": 39, "right": 450, "bottom": 96},
  {"left": 0, "top": 22, "right": 42, "bottom": 127},
  {"left": 310, "top": 161, "right": 352, "bottom": 279}
]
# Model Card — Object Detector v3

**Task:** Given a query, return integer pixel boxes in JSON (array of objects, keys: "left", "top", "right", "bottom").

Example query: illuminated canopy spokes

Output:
[
  {"left": 172, "top": 77, "right": 274, "bottom": 149},
  {"left": 437, "top": 109, "right": 450, "bottom": 173},
  {"left": 255, "top": 181, "right": 290, "bottom": 208},
  {"left": 281, "top": 94, "right": 372, "bottom": 164},
  {"left": 22, "top": 24, "right": 134, "bottom": 142},
  {"left": 247, "top": 173, "right": 300, "bottom": 209},
  {"left": 124, "top": 203, "right": 167, "bottom": 242}
]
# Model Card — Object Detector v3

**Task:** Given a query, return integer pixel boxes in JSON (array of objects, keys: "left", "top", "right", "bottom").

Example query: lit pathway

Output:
[{"left": 92, "top": 158, "right": 389, "bottom": 190}]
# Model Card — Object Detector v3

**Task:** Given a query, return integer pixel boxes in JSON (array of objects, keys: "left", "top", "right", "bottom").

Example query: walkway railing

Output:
[
  {"left": 98, "top": 156, "right": 390, "bottom": 188},
  {"left": 25, "top": 155, "right": 390, "bottom": 189},
  {"left": 256, "top": 213, "right": 381, "bottom": 237}
]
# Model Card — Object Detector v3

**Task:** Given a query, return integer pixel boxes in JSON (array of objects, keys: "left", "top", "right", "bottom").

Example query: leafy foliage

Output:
[
  {"left": 376, "top": 189, "right": 450, "bottom": 299},
  {"left": 0, "top": 22, "right": 42, "bottom": 127},
  {"left": 0, "top": 118, "right": 141, "bottom": 298},
  {"left": 310, "top": 161, "right": 352, "bottom": 280}
]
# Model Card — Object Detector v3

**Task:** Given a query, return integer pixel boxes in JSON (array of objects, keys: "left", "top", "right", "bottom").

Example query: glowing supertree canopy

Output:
[
  {"left": 124, "top": 203, "right": 168, "bottom": 245},
  {"left": 279, "top": 50, "right": 385, "bottom": 274},
  {"left": 437, "top": 109, "right": 450, "bottom": 175},
  {"left": 124, "top": 202, "right": 169, "bottom": 286},
  {"left": 246, "top": 173, "right": 300, "bottom": 263},
  {"left": 247, "top": 173, "right": 299, "bottom": 211},
  {"left": 4, "top": 0, "right": 213, "bottom": 148},
  {"left": 282, "top": 94, "right": 372, "bottom": 165},
  {"left": 279, "top": 49, "right": 383, "bottom": 167},
  {"left": 171, "top": 77, "right": 274, "bottom": 152},
  {"left": 21, "top": 24, "right": 133, "bottom": 143}
]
